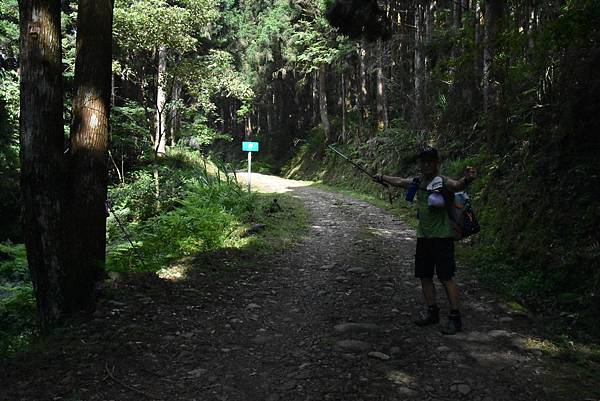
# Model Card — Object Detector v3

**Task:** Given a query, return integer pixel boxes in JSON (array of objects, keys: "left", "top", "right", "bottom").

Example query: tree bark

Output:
[
  {"left": 318, "top": 64, "right": 330, "bottom": 141},
  {"left": 483, "top": 0, "right": 503, "bottom": 113},
  {"left": 414, "top": 1, "right": 425, "bottom": 128},
  {"left": 453, "top": 0, "right": 462, "bottom": 28},
  {"left": 311, "top": 70, "right": 318, "bottom": 125},
  {"left": 376, "top": 39, "right": 388, "bottom": 130},
  {"left": 170, "top": 78, "right": 181, "bottom": 147},
  {"left": 483, "top": 0, "right": 505, "bottom": 148},
  {"left": 68, "top": 0, "right": 114, "bottom": 312},
  {"left": 155, "top": 44, "right": 167, "bottom": 156},
  {"left": 19, "top": 0, "right": 68, "bottom": 330},
  {"left": 358, "top": 42, "right": 369, "bottom": 119},
  {"left": 424, "top": 1, "right": 436, "bottom": 96},
  {"left": 341, "top": 72, "right": 346, "bottom": 142}
]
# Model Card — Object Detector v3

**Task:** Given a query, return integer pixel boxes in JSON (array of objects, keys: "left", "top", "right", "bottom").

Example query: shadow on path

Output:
[{"left": 0, "top": 174, "right": 561, "bottom": 401}]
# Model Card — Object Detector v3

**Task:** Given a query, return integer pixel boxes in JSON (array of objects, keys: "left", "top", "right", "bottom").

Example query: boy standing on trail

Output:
[{"left": 376, "top": 147, "right": 476, "bottom": 335}]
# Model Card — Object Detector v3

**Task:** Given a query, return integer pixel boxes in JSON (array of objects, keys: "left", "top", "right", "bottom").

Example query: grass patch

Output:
[{"left": 243, "top": 192, "right": 310, "bottom": 253}]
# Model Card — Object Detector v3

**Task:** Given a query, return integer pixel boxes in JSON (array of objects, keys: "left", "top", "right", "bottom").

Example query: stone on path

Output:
[
  {"left": 334, "top": 323, "right": 382, "bottom": 334},
  {"left": 187, "top": 368, "right": 207, "bottom": 378},
  {"left": 450, "top": 383, "right": 473, "bottom": 396},
  {"left": 335, "top": 340, "right": 371, "bottom": 352},
  {"left": 251, "top": 335, "right": 271, "bottom": 344},
  {"left": 488, "top": 329, "right": 511, "bottom": 338},
  {"left": 368, "top": 351, "right": 391, "bottom": 360},
  {"left": 457, "top": 384, "right": 472, "bottom": 395}
]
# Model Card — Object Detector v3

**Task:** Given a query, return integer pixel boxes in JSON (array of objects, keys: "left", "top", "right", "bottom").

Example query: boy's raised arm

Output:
[
  {"left": 379, "top": 174, "right": 413, "bottom": 189},
  {"left": 445, "top": 167, "right": 477, "bottom": 192}
]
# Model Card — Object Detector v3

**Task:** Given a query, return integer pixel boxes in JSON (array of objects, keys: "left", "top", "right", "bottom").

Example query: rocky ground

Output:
[{"left": 0, "top": 174, "right": 566, "bottom": 401}]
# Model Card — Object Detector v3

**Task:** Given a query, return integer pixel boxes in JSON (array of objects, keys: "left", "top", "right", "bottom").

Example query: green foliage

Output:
[
  {"left": 107, "top": 148, "right": 256, "bottom": 272},
  {"left": 180, "top": 49, "right": 254, "bottom": 117},
  {"left": 292, "top": 15, "right": 351, "bottom": 73},
  {"left": 0, "top": 24, "right": 21, "bottom": 241},
  {"left": 114, "top": 0, "right": 218, "bottom": 52},
  {"left": 0, "top": 0, "right": 18, "bottom": 67},
  {"left": 108, "top": 184, "right": 253, "bottom": 272},
  {"left": 0, "top": 243, "right": 36, "bottom": 356},
  {"left": 111, "top": 0, "right": 252, "bottom": 157}
]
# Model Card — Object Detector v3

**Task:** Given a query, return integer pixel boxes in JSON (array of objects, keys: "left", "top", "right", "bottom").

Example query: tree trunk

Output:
[
  {"left": 453, "top": 0, "right": 462, "bottom": 28},
  {"left": 267, "top": 92, "right": 273, "bottom": 135},
  {"left": 425, "top": 1, "right": 436, "bottom": 97},
  {"left": 312, "top": 70, "right": 318, "bottom": 125},
  {"left": 19, "top": 0, "right": 68, "bottom": 330},
  {"left": 68, "top": 0, "right": 114, "bottom": 312},
  {"left": 483, "top": 0, "right": 505, "bottom": 148},
  {"left": 341, "top": 72, "right": 346, "bottom": 142},
  {"left": 155, "top": 44, "right": 167, "bottom": 156},
  {"left": 170, "top": 78, "right": 181, "bottom": 147},
  {"left": 478, "top": 0, "right": 487, "bottom": 108},
  {"left": 376, "top": 39, "right": 388, "bottom": 130},
  {"left": 359, "top": 42, "right": 369, "bottom": 119},
  {"left": 318, "top": 64, "right": 330, "bottom": 141},
  {"left": 414, "top": 1, "right": 425, "bottom": 128}
]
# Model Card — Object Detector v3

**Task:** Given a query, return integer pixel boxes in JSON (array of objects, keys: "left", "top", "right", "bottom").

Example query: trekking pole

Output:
[
  {"left": 327, "top": 145, "right": 395, "bottom": 204},
  {"left": 105, "top": 200, "right": 147, "bottom": 270}
]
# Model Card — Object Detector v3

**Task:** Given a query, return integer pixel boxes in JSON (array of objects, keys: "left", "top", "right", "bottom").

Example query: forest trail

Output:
[{"left": 2, "top": 174, "right": 561, "bottom": 401}]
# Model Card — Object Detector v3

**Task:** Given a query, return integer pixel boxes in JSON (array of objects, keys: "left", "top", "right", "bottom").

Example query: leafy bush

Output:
[
  {"left": 107, "top": 148, "right": 255, "bottom": 272},
  {"left": 0, "top": 242, "right": 36, "bottom": 356}
]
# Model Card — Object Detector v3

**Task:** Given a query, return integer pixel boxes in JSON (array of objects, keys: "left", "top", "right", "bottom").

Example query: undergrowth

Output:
[
  {"left": 106, "top": 147, "right": 253, "bottom": 272},
  {"left": 1, "top": 147, "right": 309, "bottom": 357},
  {"left": 0, "top": 242, "right": 36, "bottom": 356}
]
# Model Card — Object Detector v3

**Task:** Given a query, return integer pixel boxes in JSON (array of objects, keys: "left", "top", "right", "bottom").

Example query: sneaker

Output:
[
  {"left": 414, "top": 305, "right": 440, "bottom": 326},
  {"left": 441, "top": 314, "right": 462, "bottom": 335}
]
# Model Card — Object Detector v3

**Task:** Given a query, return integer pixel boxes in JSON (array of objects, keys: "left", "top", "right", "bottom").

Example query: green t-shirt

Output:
[{"left": 416, "top": 176, "right": 455, "bottom": 238}]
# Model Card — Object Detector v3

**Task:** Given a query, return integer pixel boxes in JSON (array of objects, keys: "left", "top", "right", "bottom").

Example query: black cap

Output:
[{"left": 418, "top": 146, "right": 439, "bottom": 161}]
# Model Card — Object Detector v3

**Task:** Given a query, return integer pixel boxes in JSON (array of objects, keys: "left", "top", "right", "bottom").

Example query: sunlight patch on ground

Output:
[
  {"left": 236, "top": 172, "right": 313, "bottom": 193},
  {"left": 386, "top": 370, "right": 415, "bottom": 385},
  {"left": 520, "top": 337, "right": 560, "bottom": 353},
  {"left": 468, "top": 350, "right": 530, "bottom": 366},
  {"left": 366, "top": 226, "right": 414, "bottom": 240},
  {"left": 156, "top": 260, "right": 192, "bottom": 282}
]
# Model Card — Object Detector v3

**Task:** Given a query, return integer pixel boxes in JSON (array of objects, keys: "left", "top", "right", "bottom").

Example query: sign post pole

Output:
[
  {"left": 247, "top": 150, "right": 252, "bottom": 192},
  {"left": 242, "top": 141, "right": 259, "bottom": 193}
]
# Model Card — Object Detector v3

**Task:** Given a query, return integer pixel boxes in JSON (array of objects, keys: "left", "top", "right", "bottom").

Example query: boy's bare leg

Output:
[
  {"left": 440, "top": 278, "right": 459, "bottom": 310},
  {"left": 420, "top": 278, "right": 436, "bottom": 306},
  {"left": 415, "top": 278, "right": 440, "bottom": 326}
]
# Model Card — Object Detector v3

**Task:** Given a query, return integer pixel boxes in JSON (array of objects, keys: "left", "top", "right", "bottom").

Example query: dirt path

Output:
[{"left": 2, "top": 174, "right": 558, "bottom": 401}]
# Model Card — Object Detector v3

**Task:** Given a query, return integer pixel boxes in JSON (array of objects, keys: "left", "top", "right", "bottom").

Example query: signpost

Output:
[{"left": 242, "top": 141, "right": 259, "bottom": 192}]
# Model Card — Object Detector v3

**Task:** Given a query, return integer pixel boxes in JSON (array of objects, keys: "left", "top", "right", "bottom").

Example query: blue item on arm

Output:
[{"left": 405, "top": 177, "right": 420, "bottom": 202}]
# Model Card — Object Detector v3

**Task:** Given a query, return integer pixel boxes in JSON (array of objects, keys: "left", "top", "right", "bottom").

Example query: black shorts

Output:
[{"left": 415, "top": 238, "right": 456, "bottom": 280}]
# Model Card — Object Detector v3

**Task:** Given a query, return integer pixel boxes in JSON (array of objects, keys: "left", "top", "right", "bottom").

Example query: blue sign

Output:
[{"left": 242, "top": 141, "right": 259, "bottom": 152}]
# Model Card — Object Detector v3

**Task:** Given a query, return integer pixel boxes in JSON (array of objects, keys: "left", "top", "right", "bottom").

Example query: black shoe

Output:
[
  {"left": 414, "top": 305, "right": 440, "bottom": 326},
  {"left": 441, "top": 313, "right": 462, "bottom": 335}
]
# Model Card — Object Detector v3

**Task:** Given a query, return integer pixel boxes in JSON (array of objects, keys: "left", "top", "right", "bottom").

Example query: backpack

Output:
[
  {"left": 419, "top": 176, "right": 481, "bottom": 240},
  {"left": 444, "top": 191, "right": 480, "bottom": 240}
]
